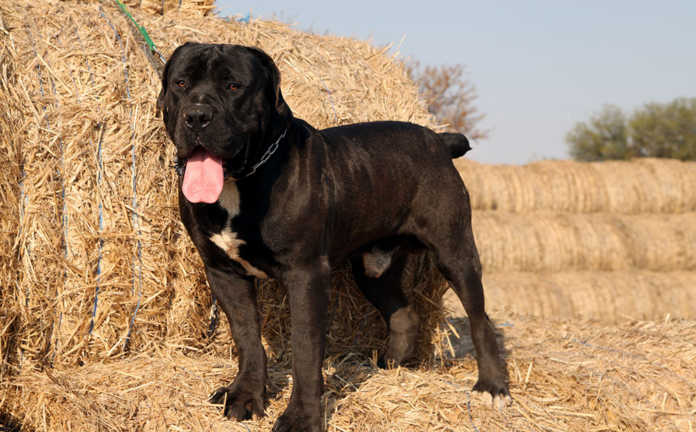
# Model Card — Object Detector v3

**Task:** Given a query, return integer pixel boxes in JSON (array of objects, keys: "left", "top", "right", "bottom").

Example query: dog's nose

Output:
[{"left": 184, "top": 105, "right": 213, "bottom": 130}]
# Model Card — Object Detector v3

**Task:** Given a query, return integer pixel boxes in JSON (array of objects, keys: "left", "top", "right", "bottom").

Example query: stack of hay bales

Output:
[{"left": 455, "top": 157, "right": 696, "bottom": 321}]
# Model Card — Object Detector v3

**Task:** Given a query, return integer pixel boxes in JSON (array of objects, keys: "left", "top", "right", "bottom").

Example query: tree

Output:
[
  {"left": 566, "top": 105, "right": 632, "bottom": 161},
  {"left": 629, "top": 98, "right": 696, "bottom": 160},
  {"left": 407, "top": 62, "right": 488, "bottom": 140},
  {"left": 567, "top": 98, "right": 696, "bottom": 161}
]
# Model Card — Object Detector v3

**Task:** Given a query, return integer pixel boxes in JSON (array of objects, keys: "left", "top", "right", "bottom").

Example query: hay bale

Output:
[
  {"left": 1, "top": 1, "right": 177, "bottom": 368},
  {"left": 4, "top": 315, "right": 695, "bottom": 431},
  {"left": 473, "top": 212, "right": 696, "bottom": 272},
  {"left": 0, "top": 0, "right": 443, "bottom": 373},
  {"left": 456, "top": 158, "right": 696, "bottom": 213},
  {"left": 472, "top": 271, "right": 696, "bottom": 322}
]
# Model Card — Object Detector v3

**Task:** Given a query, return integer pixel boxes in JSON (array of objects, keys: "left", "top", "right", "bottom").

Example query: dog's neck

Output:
[{"left": 232, "top": 128, "right": 287, "bottom": 181}]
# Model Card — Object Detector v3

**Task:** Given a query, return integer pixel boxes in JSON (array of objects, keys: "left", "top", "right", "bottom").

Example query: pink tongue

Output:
[{"left": 181, "top": 148, "right": 224, "bottom": 204}]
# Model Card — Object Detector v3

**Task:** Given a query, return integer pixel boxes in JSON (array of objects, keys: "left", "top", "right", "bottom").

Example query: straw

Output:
[{"left": 4, "top": 314, "right": 695, "bottom": 431}]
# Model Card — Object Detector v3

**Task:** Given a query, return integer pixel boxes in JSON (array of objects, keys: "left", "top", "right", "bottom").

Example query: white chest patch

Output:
[
  {"left": 218, "top": 180, "right": 240, "bottom": 216},
  {"left": 209, "top": 181, "right": 269, "bottom": 280}
]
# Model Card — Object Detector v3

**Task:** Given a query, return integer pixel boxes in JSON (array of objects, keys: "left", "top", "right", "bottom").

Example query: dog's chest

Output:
[{"left": 209, "top": 182, "right": 268, "bottom": 279}]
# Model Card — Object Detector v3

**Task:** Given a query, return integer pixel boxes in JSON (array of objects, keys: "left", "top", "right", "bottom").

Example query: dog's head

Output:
[{"left": 158, "top": 43, "right": 291, "bottom": 200}]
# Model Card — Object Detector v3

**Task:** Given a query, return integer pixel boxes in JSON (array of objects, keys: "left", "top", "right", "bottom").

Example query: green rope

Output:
[
  {"left": 114, "top": 0, "right": 157, "bottom": 54},
  {"left": 111, "top": 0, "right": 165, "bottom": 74}
]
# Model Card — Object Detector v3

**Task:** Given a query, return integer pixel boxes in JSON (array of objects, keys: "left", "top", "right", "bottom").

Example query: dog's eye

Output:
[{"left": 176, "top": 80, "right": 186, "bottom": 88}]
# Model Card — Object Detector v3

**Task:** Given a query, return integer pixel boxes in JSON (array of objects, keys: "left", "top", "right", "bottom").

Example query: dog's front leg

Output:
[
  {"left": 273, "top": 262, "right": 330, "bottom": 432},
  {"left": 206, "top": 266, "right": 267, "bottom": 421}
]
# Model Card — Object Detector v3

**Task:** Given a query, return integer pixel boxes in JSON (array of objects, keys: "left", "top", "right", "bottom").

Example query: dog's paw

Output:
[
  {"left": 493, "top": 393, "right": 513, "bottom": 410},
  {"left": 472, "top": 379, "right": 512, "bottom": 410},
  {"left": 271, "top": 405, "right": 322, "bottom": 432},
  {"left": 209, "top": 385, "right": 265, "bottom": 421}
]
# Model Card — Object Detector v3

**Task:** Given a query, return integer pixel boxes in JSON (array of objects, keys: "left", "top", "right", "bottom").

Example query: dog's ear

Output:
[
  {"left": 157, "top": 43, "right": 193, "bottom": 114},
  {"left": 245, "top": 46, "right": 291, "bottom": 120}
]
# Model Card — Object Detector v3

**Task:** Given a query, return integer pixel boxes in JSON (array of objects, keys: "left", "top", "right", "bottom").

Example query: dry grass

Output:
[
  {"left": 456, "top": 158, "right": 696, "bottom": 214},
  {"left": 3, "top": 313, "right": 695, "bottom": 431}
]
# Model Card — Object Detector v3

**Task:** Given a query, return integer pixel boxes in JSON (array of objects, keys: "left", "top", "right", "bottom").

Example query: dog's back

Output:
[
  {"left": 280, "top": 120, "right": 469, "bottom": 260},
  {"left": 317, "top": 121, "right": 467, "bottom": 162}
]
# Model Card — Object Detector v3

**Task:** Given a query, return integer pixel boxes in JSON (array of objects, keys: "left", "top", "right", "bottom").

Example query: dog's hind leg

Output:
[
  {"left": 351, "top": 250, "right": 419, "bottom": 366},
  {"left": 410, "top": 203, "right": 510, "bottom": 402}
]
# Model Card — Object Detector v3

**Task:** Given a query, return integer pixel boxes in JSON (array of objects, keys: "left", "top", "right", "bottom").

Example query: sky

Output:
[{"left": 216, "top": 1, "right": 696, "bottom": 164}]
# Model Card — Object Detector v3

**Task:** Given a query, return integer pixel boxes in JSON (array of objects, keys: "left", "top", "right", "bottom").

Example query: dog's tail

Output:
[{"left": 439, "top": 132, "right": 471, "bottom": 159}]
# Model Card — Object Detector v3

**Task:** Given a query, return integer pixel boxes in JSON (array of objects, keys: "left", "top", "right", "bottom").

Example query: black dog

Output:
[{"left": 158, "top": 43, "right": 509, "bottom": 432}]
